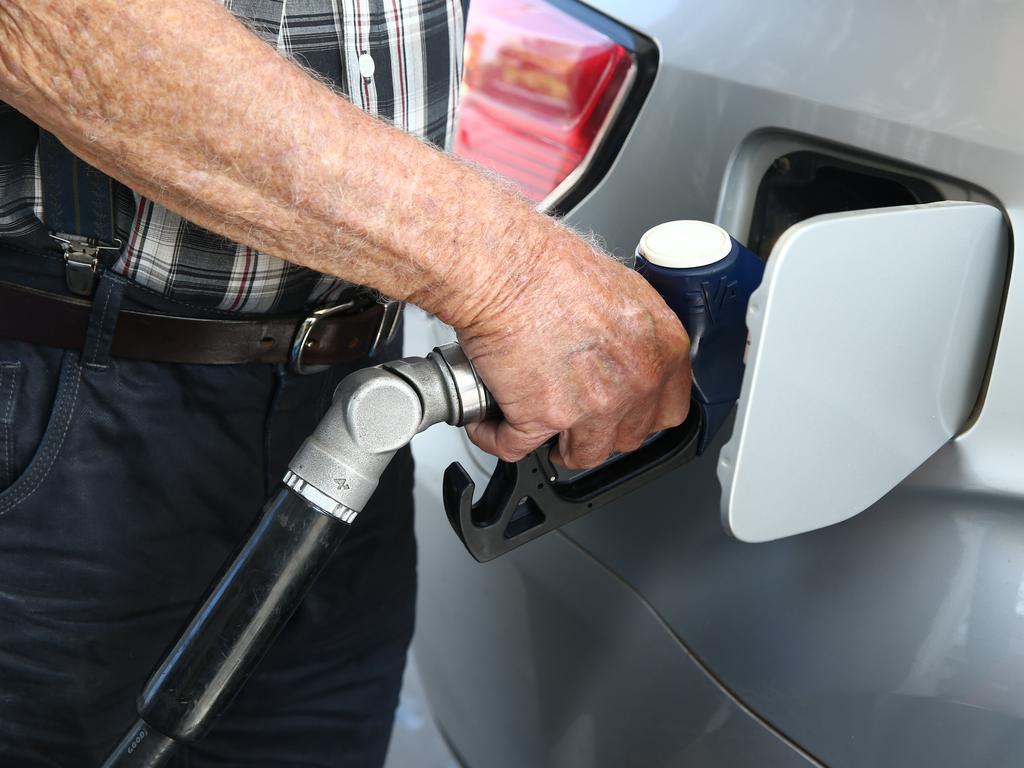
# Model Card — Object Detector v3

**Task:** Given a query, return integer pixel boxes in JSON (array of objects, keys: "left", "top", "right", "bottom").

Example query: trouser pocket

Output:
[
  {"left": 0, "top": 361, "right": 19, "bottom": 489},
  {"left": 0, "top": 341, "right": 78, "bottom": 508}
]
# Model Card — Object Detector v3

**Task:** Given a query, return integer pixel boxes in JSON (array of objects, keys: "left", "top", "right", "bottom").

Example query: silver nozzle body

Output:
[{"left": 286, "top": 343, "right": 494, "bottom": 519}]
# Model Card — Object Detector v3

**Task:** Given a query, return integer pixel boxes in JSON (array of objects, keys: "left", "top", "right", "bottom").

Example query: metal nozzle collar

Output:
[{"left": 431, "top": 343, "right": 496, "bottom": 426}]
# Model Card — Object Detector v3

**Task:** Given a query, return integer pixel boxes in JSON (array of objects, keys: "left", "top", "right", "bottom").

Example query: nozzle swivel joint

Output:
[{"left": 285, "top": 343, "right": 494, "bottom": 521}]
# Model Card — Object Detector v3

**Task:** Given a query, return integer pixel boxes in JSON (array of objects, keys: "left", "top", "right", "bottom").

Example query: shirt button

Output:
[{"left": 358, "top": 53, "right": 376, "bottom": 80}]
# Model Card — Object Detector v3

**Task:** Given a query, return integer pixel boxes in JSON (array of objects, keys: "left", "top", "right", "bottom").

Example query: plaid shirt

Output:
[{"left": 0, "top": 0, "right": 464, "bottom": 314}]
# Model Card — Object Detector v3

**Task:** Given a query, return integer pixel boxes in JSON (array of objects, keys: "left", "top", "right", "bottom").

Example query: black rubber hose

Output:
[{"left": 101, "top": 485, "right": 351, "bottom": 767}]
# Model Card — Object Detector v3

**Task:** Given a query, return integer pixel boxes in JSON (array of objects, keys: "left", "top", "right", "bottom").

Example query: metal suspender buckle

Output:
[{"left": 50, "top": 234, "right": 123, "bottom": 297}]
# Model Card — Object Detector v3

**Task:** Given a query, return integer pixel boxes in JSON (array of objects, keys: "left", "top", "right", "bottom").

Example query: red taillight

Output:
[{"left": 455, "top": 0, "right": 636, "bottom": 208}]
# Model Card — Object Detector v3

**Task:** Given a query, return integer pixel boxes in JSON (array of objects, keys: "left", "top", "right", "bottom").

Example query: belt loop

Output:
[{"left": 83, "top": 270, "right": 128, "bottom": 371}]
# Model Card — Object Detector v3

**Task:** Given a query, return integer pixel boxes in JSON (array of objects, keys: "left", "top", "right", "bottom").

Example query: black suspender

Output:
[{"left": 37, "top": 131, "right": 123, "bottom": 296}]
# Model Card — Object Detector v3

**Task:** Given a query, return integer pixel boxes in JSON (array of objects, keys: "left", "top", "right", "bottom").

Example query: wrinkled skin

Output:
[{"left": 461, "top": 235, "right": 691, "bottom": 468}]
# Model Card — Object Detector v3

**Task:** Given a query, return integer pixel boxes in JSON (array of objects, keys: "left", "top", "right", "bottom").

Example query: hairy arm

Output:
[
  {"left": 0, "top": 0, "right": 691, "bottom": 467},
  {"left": 0, "top": 0, "right": 521, "bottom": 322}
]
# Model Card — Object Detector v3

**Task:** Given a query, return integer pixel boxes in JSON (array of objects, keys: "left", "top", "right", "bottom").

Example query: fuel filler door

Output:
[{"left": 719, "top": 201, "right": 1008, "bottom": 541}]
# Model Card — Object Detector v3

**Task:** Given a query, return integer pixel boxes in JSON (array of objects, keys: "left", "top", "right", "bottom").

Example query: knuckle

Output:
[
  {"left": 587, "top": 390, "right": 616, "bottom": 416},
  {"left": 638, "top": 376, "right": 663, "bottom": 400},
  {"left": 655, "top": 401, "right": 690, "bottom": 431},
  {"left": 540, "top": 404, "right": 573, "bottom": 432},
  {"left": 680, "top": 337, "right": 692, "bottom": 361}
]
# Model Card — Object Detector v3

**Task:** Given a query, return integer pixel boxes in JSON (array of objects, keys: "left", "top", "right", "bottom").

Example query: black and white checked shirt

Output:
[{"left": 0, "top": 0, "right": 465, "bottom": 313}]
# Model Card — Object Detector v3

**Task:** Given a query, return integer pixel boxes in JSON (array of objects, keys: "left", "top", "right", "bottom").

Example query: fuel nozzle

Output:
[{"left": 441, "top": 220, "right": 764, "bottom": 561}]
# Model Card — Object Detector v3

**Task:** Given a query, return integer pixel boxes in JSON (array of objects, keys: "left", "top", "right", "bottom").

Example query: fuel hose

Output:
[{"left": 101, "top": 486, "right": 352, "bottom": 767}]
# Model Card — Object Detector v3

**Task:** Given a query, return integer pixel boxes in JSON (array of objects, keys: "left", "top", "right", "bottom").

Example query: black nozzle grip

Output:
[{"left": 443, "top": 406, "right": 702, "bottom": 562}]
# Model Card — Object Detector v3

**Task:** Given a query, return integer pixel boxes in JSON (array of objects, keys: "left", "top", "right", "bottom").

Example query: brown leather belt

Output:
[{"left": 0, "top": 280, "right": 400, "bottom": 371}]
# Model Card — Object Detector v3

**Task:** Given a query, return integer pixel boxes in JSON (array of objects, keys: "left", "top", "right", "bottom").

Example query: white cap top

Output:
[{"left": 638, "top": 220, "right": 732, "bottom": 269}]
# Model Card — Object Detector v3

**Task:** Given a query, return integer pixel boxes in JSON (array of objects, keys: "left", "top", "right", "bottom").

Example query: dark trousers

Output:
[{"left": 0, "top": 271, "right": 416, "bottom": 767}]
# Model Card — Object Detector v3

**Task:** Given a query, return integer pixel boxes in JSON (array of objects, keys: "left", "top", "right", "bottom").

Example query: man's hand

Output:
[
  {"left": 459, "top": 232, "right": 691, "bottom": 469},
  {"left": 0, "top": 0, "right": 691, "bottom": 469}
]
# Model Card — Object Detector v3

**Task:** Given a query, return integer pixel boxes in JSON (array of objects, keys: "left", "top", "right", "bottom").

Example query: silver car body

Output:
[{"left": 407, "top": 2, "right": 1024, "bottom": 766}]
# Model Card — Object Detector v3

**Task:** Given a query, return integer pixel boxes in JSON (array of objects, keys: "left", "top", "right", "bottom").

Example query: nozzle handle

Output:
[{"left": 442, "top": 407, "right": 701, "bottom": 562}]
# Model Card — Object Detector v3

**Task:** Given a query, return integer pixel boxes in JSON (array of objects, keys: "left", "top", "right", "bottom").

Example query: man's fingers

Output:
[
  {"left": 612, "top": 406, "right": 658, "bottom": 455},
  {"left": 463, "top": 294, "right": 692, "bottom": 471},
  {"left": 547, "top": 380, "right": 691, "bottom": 468},
  {"left": 552, "top": 423, "right": 617, "bottom": 470},
  {"left": 651, "top": 383, "right": 692, "bottom": 433},
  {"left": 465, "top": 420, "right": 554, "bottom": 463}
]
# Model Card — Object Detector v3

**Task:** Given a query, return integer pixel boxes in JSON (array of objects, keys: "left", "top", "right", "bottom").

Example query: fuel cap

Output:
[{"left": 637, "top": 220, "right": 733, "bottom": 269}]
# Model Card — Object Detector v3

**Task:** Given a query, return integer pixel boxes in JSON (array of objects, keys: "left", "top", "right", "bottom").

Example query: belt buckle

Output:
[
  {"left": 367, "top": 299, "right": 403, "bottom": 358},
  {"left": 290, "top": 301, "right": 356, "bottom": 375},
  {"left": 290, "top": 298, "right": 404, "bottom": 375}
]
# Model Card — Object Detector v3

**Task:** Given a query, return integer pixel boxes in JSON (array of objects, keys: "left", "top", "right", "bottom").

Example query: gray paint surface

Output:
[
  {"left": 411, "top": 1, "right": 1024, "bottom": 766},
  {"left": 411, "top": 422, "right": 815, "bottom": 768},
  {"left": 384, "top": 655, "right": 459, "bottom": 768}
]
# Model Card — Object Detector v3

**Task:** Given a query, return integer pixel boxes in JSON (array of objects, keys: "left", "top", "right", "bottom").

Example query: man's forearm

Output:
[
  {"left": 0, "top": 0, "right": 551, "bottom": 327},
  {"left": 0, "top": 0, "right": 693, "bottom": 470}
]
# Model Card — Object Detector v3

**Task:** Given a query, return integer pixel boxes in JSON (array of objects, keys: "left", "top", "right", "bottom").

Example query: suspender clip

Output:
[{"left": 50, "top": 234, "right": 122, "bottom": 297}]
